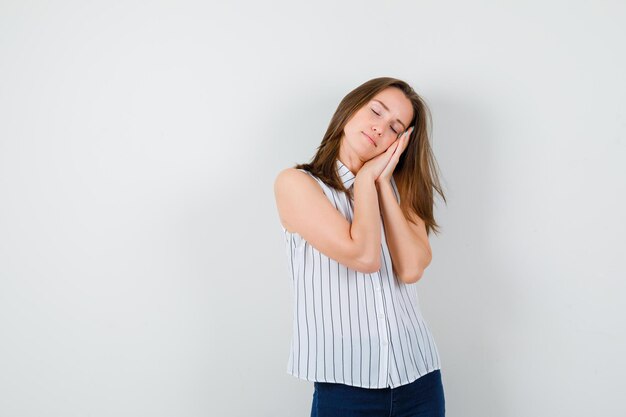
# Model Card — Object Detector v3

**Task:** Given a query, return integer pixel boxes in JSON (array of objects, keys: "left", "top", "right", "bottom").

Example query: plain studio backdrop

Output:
[{"left": 1, "top": 1, "right": 624, "bottom": 416}]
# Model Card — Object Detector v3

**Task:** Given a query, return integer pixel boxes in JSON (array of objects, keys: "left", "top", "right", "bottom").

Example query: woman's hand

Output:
[
  {"left": 375, "top": 126, "right": 413, "bottom": 185},
  {"left": 359, "top": 136, "right": 402, "bottom": 181}
]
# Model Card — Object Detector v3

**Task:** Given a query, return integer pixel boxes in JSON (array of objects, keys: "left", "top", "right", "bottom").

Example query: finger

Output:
[
  {"left": 394, "top": 137, "right": 407, "bottom": 157},
  {"left": 402, "top": 133, "right": 409, "bottom": 148},
  {"left": 395, "top": 135, "right": 406, "bottom": 151},
  {"left": 390, "top": 140, "right": 401, "bottom": 157},
  {"left": 401, "top": 129, "right": 410, "bottom": 146},
  {"left": 398, "top": 131, "right": 408, "bottom": 145}
]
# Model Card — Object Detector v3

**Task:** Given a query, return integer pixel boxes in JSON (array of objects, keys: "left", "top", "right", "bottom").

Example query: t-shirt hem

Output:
[{"left": 286, "top": 366, "right": 441, "bottom": 389}]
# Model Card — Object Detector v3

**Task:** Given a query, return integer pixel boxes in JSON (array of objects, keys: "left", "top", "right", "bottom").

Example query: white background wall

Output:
[{"left": 1, "top": 1, "right": 624, "bottom": 416}]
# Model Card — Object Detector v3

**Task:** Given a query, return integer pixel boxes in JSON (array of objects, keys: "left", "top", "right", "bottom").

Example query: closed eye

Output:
[{"left": 371, "top": 108, "right": 398, "bottom": 134}]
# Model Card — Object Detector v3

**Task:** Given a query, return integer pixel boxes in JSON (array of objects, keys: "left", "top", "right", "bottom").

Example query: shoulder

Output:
[
  {"left": 274, "top": 168, "right": 324, "bottom": 199},
  {"left": 273, "top": 168, "right": 328, "bottom": 232},
  {"left": 274, "top": 167, "right": 314, "bottom": 188}
]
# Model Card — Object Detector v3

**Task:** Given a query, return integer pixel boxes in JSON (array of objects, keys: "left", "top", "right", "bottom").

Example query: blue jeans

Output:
[{"left": 311, "top": 370, "right": 445, "bottom": 417}]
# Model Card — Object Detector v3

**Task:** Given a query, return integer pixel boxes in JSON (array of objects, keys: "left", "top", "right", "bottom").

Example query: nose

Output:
[{"left": 372, "top": 125, "right": 383, "bottom": 136}]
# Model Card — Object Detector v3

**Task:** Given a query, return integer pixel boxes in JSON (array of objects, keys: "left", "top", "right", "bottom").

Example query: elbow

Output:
[
  {"left": 396, "top": 265, "right": 424, "bottom": 284},
  {"left": 361, "top": 257, "right": 381, "bottom": 274},
  {"left": 398, "top": 256, "right": 431, "bottom": 284},
  {"left": 357, "top": 255, "right": 381, "bottom": 274},
  {"left": 353, "top": 245, "right": 381, "bottom": 273},
  {"left": 398, "top": 268, "right": 424, "bottom": 284},
  {"left": 367, "top": 257, "right": 381, "bottom": 274}
]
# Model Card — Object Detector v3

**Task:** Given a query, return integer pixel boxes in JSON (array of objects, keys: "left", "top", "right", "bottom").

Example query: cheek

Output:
[{"left": 381, "top": 139, "right": 396, "bottom": 150}]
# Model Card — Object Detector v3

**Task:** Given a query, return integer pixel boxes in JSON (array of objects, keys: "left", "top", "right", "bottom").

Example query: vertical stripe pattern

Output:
[{"left": 281, "top": 159, "right": 441, "bottom": 388}]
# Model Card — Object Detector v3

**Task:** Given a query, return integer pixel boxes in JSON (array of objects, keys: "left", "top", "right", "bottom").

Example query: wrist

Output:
[
  {"left": 375, "top": 178, "right": 392, "bottom": 189},
  {"left": 356, "top": 169, "right": 377, "bottom": 184}
]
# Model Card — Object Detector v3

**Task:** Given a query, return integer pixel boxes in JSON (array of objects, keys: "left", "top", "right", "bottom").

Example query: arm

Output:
[
  {"left": 376, "top": 180, "right": 432, "bottom": 283},
  {"left": 274, "top": 168, "right": 381, "bottom": 273},
  {"left": 351, "top": 168, "right": 383, "bottom": 271}
]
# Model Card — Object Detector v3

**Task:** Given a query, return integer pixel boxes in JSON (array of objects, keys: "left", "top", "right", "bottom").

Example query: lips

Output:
[{"left": 362, "top": 132, "right": 376, "bottom": 147}]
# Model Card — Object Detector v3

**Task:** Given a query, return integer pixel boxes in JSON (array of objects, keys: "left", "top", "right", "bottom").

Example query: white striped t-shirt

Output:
[{"left": 281, "top": 158, "right": 441, "bottom": 389}]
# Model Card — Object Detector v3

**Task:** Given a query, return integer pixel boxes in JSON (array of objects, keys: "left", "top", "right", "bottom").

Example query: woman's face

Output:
[{"left": 342, "top": 87, "right": 414, "bottom": 161}]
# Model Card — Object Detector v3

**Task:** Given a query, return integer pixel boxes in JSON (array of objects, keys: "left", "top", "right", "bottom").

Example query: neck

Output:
[{"left": 338, "top": 138, "right": 366, "bottom": 176}]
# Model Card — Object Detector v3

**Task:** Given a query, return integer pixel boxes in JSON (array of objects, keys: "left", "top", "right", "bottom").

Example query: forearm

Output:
[
  {"left": 377, "top": 181, "right": 431, "bottom": 283},
  {"left": 350, "top": 171, "right": 382, "bottom": 271}
]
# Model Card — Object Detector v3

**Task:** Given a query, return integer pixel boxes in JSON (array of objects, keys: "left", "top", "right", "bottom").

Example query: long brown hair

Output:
[{"left": 294, "top": 77, "right": 447, "bottom": 236}]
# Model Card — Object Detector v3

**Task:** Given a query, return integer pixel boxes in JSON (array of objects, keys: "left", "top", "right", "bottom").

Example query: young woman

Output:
[{"left": 274, "top": 77, "right": 447, "bottom": 416}]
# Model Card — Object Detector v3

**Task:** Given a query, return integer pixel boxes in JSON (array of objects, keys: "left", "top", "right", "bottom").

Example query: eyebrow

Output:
[{"left": 372, "top": 99, "right": 408, "bottom": 130}]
